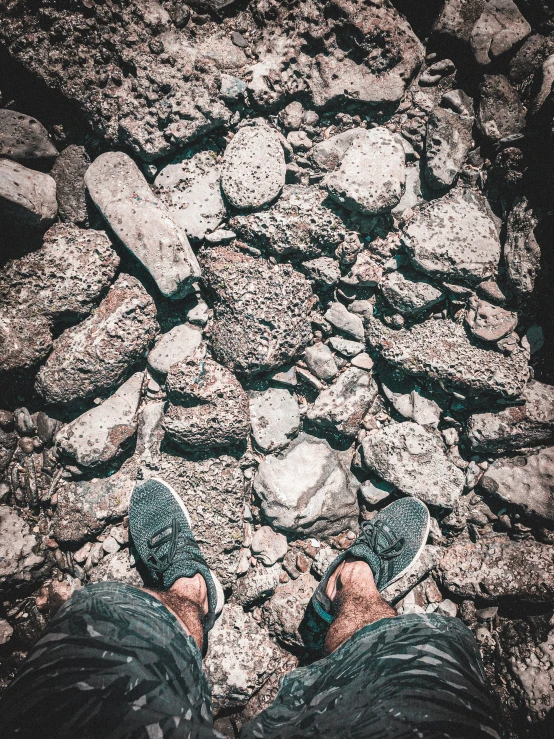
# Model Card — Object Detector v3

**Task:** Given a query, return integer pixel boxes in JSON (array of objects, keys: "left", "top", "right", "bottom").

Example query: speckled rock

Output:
[
  {"left": 467, "top": 380, "right": 554, "bottom": 454},
  {"left": 0, "top": 310, "right": 53, "bottom": 374},
  {"left": 251, "top": 527, "right": 289, "bottom": 566},
  {"left": 341, "top": 251, "right": 383, "bottom": 288},
  {"left": 311, "top": 129, "right": 365, "bottom": 172},
  {"left": 438, "top": 534, "right": 554, "bottom": 602},
  {"left": 0, "top": 224, "right": 119, "bottom": 322},
  {"left": 199, "top": 246, "right": 314, "bottom": 377},
  {"left": 380, "top": 271, "right": 443, "bottom": 315},
  {"left": 0, "top": 158, "right": 57, "bottom": 231},
  {"left": 249, "top": 387, "right": 300, "bottom": 453},
  {"left": 55, "top": 372, "right": 144, "bottom": 469},
  {"left": 35, "top": 274, "right": 158, "bottom": 405},
  {"left": 324, "top": 302, "right": 365, "bottom": 341},
  {"left": 88, "top": 550, "right": 143, "bottom": 588},
  {"left": 154, "top": 150, "right": 226, "bottom": 242},
  {"left": 324, "top": 128, "right": 406, "bottom": 215},
  {"left": 307, "top": 367, "right": 378, "bottom": 439},
  {"left": 403, "top": 190, "right": 501, "bottom": 284},
  {"left": 304, "top": 343, "right": 339, "bottom": 381},
  {"left": 476, "top": 75, "right": 526, "bottom": 143},
  {"left": 465, "top": 296, "right": 518, "bottom": 342},
  {"left": 470, "top": 0, "right": 531, "bottom": 66},
  {"left": 147, "top": 324, "right": 203, "bottom": 377},
  {"left": 365, "top": 316, "right": 529, "bottom": 398},
  {"left": 230, "top": 185, "right": 345, "bottom": 259},
  {"left": 510, "top": 626, "right": 554, "bottom": 723},
  {"left": 302, "top": 257, "right": 341, "bottom": 287},
  {"left": 424, "top": 107, "right": 474, "bottom": 190},
  {"left": 0, "top": 505, "right": 49, "bottom": 590},
  {"left": 504, "top": 197, "right": 540, "bottom": 299},
  {"left": 163, "top": 356, "right": 250, "bottom": 451},
  {"left": 50, "top": 145, "right": 90, "bottom": 225},
  {"left": 361, "top": 422, "right": 464, "bottom": 508},
  {"left": 232, "top": 563, "right": 282, "bottom": 607},
  {"left": 85, "top": 151, "right": 201, "bottom": 299},
  {"left": 480, "top": 447, "right": 554, "bottom": 524},
  {"left": 221, "top": 122, "right": 285, "bottom": 210},
  {"left": 0, "top": 109, "right": 58, "bottom": 162},
  {"left": 261, "top": 572, "right": 318, "bottom": 648}
]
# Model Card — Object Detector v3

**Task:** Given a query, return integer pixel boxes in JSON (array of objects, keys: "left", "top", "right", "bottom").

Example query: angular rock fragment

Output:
[
  {"left": 251, "top": 527, "right": 288, "bottom": 566},
  {"left": 432, "top": 0, "right": 486, "bottom": 45},
  {"left": 480, "top": 447, "right": 554, "bottom": 524},
  {"left": 311, "top": 129, "right": 364, "bottom": 172},
  {"left": 361, "top": 422, "right": 464, "bottom": 508},
  {"left": 88, "top": 550, "right": 143, "bottom": 588},
  {"left": 324, "top": 128, "right": 406, "bottom": 215},
  {"left": 510, "top": 626, "right": 554, "bottom": 723},
  {"left": 49, "top": 145, "right": 90, "bottom": 225},
  {"left": 36, "top": 274, "right": 158, "bottom": 404},
  {"left": 302, "top": 257, "right": 341, "bottom": 287},
  {"left": 163, "top": 357, "right": 250, "bottom": 450},
  {"left": 424, "top": 106, "right": 473, "bottom": 190},
  {"left": 154, "top": 150, "right": 226, "bottom": 242},
  {"left": 221, "top": 122, "right": 285, "bottom": 210},
  {"left": 0, "top": 311, "right": 53, "bottom": 374},
  {"left": 465, "top": 296, "right": 518, "bottom": 342},
  {"left": 380, "top": 271, "right": 443, "bottom": 315},
  {"left": 304, "top": 343, "right": 338, "bottom": 382},
  {"left": 0, "top": 109, "right": 58, "bottom": 162},
  {"left": 232, "top": 563, "right": 281, "bottom": 607},
  {"left": 55, "top": 373, "right": 144, "bottom": 469},
  {"left": 307, "top": 367, "right": 378, "bottom": 439},
  {"left": 0, "top": 159, "right": 57, "bottom": 231},
  {"left": 477, "top": 75, "right": 526, "bottom": 143},
  {"left": 324, "top": 302, "right": 365, "bottom": 341},
  {"left": 261, "top": 572, "right": 318, "bottom": 648},
  {"left": 85, "top": 152, "right": 201, "bottom": 299},
  {"left": 366, "top": 316, "right": 528, "bottom": 398},
  {"left": 470, "top": 0, "right": 531, "bottom": 65},
  {"left": 248, "top": 387, "right": 300, "bottom": 453},
  {"left": 438, "top": 534, "right": 554, "bottom": 602},
  {"left": 327, "top": 338, "right": 364, "bottom": 358},
  {"left": 381, "top": 546, "right": 438, "bottom": 604},
  {"left": 0, "top": 505, "right": 49, "bottom": 590},
  {"left": 0, "top": 224, "right": 119, "bottom": 321},
  {"left": 253, "top": 433, "right": 359, "bottom": 536},
  {"left": 199, "top": 246, "right": 314, "bottom": 377},
  {"left": 341, "top": 251, "right": 383, "bottom": 287},
  {"left": 230, "top": 185, "right": 344, "bottom": 259},
  {"left": 504, "top": 197, "right": 540, "bottom": 299},
  {"left": 467, "top": 380, "right": 554, "bottom": 454},
  {"left": 380, "top": 371, "right": 442, "bottom": 428},
  {"left": 403, "top": 190, "right": 501, "bottom": 284},
  {"left": 147, "top": 324, "right": 203, "bottom": 377}
]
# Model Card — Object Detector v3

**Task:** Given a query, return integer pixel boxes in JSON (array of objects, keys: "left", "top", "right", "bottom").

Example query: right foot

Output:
[
  {"left": 311, "top": 497, "right": 430, "bottom": 624},
  {"left": 129, "top": 477, "right": 224, "bottom": 633}
]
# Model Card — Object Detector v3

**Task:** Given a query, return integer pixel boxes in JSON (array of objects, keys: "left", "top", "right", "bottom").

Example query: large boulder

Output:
[
  {"left": 0, "top": 159, "right": 57, "bottom": 231},
  {"left": 85, "top": 152, "right": 201, "bottom": 299},
  {"left": 230, "top": 185, "right": 345, "bottom": 259},
  {"left": 403, "top": 190, "right": 501, "bottom": 285},
  {"left": 466, "top": 380, "right": 554, "bottom": 454},
  {"left": 35, "top": 274, "right": 158, "bottom": 404},
  {"left": 361, "top": 422, "right": 464, "bottom": 509},
  {"left": 0, "top": 505, "right": 50, "bottom": 591},
  {"left": 199, "top": 246, "right": 314, "bottom": 377},
  {"left": 0, "top": 224, "right": 119, "bottom": 322},
  {"left": 253, "top": 433, "right": 359, "bottom": 536},
  {"left": 365, "top": 316, "right": 529, "bottom": 398},
  {"left": 0, "top": 109, "right": 58, "bottom": 162}
]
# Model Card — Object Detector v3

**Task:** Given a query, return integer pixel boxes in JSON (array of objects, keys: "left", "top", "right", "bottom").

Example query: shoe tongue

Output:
[{"left": 349, "top": 542, "right": 385, "bottom": 589}]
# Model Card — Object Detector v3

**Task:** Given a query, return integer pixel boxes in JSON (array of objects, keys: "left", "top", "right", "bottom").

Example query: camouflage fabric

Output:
[{"left": 0, "top": 582, "right": 507, "bottom": 739}]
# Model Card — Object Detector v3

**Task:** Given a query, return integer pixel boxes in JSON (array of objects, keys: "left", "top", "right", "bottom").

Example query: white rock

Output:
[
  {"left": 324, "top": 302, "right": 365, "bottom": 341},
  {"left": 381, "top": 374, "right": 442, "bottom": 428},
  {"left": 304, "top": 343, "right": 338, "bottom": 381},
  {"left": 147, "top": 324, "right": 203, "bottom": 376},
  {"left": 380, "top": 271, "right": 443, "bottom": 315},
  {"left": 327, "top": 337, "right": 364, "bottom": 358},
  {"left": 0, "top": 618, "right": 14, "bottom": 645},
  {"left": 251, "top": 526, "right": 288, "bottom": 566},
  {"left": 187, "top": 299, "right": 210, "bottom": 327},
  {"left": 359, "top": 478, "right": 395, "bottom": 506},
  {"left": 351, "top": 353, "right": 374, "bottom": 371},
  {"left": 248, "top": 387, "right": 300, "bottom": 453},
  {"left": 85, "top": 151, "right": 201, "bottom": 299},
  {"left": 0, "top": 158, "right": 57, "bottom": 230}
]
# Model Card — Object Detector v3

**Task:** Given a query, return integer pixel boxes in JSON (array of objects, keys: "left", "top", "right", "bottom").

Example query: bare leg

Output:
[
  {"left": 324, "top": 558, "right": 396, "bottom": 655},
  {"left": 142, "top": 573, "right": 208, "bottom": 652}
]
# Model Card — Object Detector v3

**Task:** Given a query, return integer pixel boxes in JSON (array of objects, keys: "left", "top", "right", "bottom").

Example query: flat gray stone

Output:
[
  {"left": 253, "top": 433, "right": 359, "bottom": 535},
  {"left": 302, "top": 257, "right": 341, "bottom": 287},
  {"left": 85, "top": 151, "right": 201, "bottom": 299},
  {"left": 361, "top": 422, "right": 464, "bottom": 508},
  {"left": 251, "top": 526, "right": 288, "bottom": 566},
  {"left": 311, "top": 129, "right": 365, "bottom": 172},
  {"left": 304, "top": 343, "right": 338, "bottom": 381},
  {"left": 249, "top": 387, "right": 300, "bottom": 453},
  {"left": 424, "top": 107, "right": 473, "bottom": 190},
  {"left": 0, "top": 158, "right": 57, "bottom": 231},
  {"left": 465, "top": 296, "right": 518, "bottom": 342},
  {"left": 221, "top": 122, "right": 285, "bottom": 210},
  {"left": 0, "top": 505, "right": 49, "bottom": 590},
  {"left": 50, "top": 145, "right": 90, "bottom": 225},
  {"left": 307, "top": 367, "right": 378, "bottom": 439},
  {"left": 327, "top": 337, "right": 364, "bottom": 358},
  {"left": 477, "top": 74, "right": 526, "bottom": 143},
  {"left": 324, "top": 302, "right": 365, "bottom": 341},
  {"left": 155, "top": 150, "right": 226, "bottom": 242},
  {"left": 324, "top": 128, "right": 406, "bottom": 215},
  {"left": 470, "top": 0, "right": 531, "bottom": 65},
  {"left": 380, "top": 271, "right": 443, "bottom": 315},
  {"left": 0, "top": 109, "right": 58, "bottom": 161},
  {"left": 55, "top": 372, "right": 144, "bottom": 469},
  {"left": 380, "top": 371, "right": 442, "bottom": 428},
  {"left": 147, "top": 324, "right": 203, "bottom": 377}
]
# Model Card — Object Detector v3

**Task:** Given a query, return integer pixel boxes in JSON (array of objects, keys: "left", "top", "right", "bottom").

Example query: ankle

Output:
[{"left": 170, "top": 574, "right": 209, "bottom": 616}]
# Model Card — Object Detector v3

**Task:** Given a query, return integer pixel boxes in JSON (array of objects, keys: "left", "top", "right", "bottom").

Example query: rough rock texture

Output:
[
  {"left": 432, "top": 0, "right": 486, "bottom": 45},
  {"left": 261, "top": 572, "right": 318, "bottom": 648},
  {"left": 251, "top": 527, "right": 289, "bottom": 566},
  {"left": 147, "top": 324, "right": 203, "bottom": 377},
  {"left": 85, "top": 151, "right": 201, "bottom": 299},
  {"left": 154, "top": 150, "right": 226, "bottom": 242},
  {"left": 0, "top": 109, "right": 58, "bottom": 162},
  {"left": 199, "top": 246, "right": 314, "bottom": 377},
  {"left": 0, "top": 311, "right": 53, "bottom": 374},
  {"left": 380, "top": 371, "right": 442, "bottom": 428},
  {"left": 50, "top": 145, "right": 90, "bottom": 226},
  {"left": 36, "top": 274, "right": 158, "bottom": 404},
  {"left": 249, "top": 388, "right": 300, "bottom": 453},
  {"left": 88, "top": 550, "right": 143, "bottom": 588},
  {"left": 311, "top": 129, "right": 365, "bottom": 172},
  {"left": 403, "top": 190, "right": 501, "bottom": 284},
  {"left": 465, "top": 297, "right": 518, "bottom": 342},
  {"left": 424, "top": 107, "right": 474, "bottom": 190},
  {"left": 230, "top": 185, "right": 345, "bottom": 259},
  {"left": 470, "top": 0, "right": 531, "bottom": 66},
  {"left": 439, "top": 535, "right": 554, "bottom": 602},
  {"left": 467, "top": 380, "right": 554, "bottom": 453},
  {"left": 0, "top": 224, "right": 120, "bottom": 322},
  {"left": 480, "top": 448, "right": 554, "bottom": 524},
  {"left": 510, "top": 626, "right": 554, "bottom": 723},
  {"left": 365, "top": 316, "right": 529, "bottom": 398},
  {"left": 504, "top": 197, "right": 541, "bottom": 299},
  {"left": 254, "top": 433, "right": 358, "bottom": 535},
  {"left": 55, "top": 373, "right": 144, "bottom": 469},
  {"left": 164, "top": 357, "right": 250, "bottom": 450},
  {"left": 380, "top": 271, "right": 443, "bottom": 315},
  {"left": 0, "top": 505, "right": 49, "bottom": 590},
  {"left": 232, "top": 563, "right": 282, "bottom": 607},
  {"left": 307, "top": 367, "right": 378, "bottom": 439},
  {"left": 221, "top": 122, "right": 285, "bottom": 210},
  {"left": 324, "top": 128, "right": 406, "bottom": 215},
  {"left": 361, "top": 422, "right": 464, "bottom": 508},
  {"left": 477, "top": 75, "right": 526, "bottom": 143},
  {"left": 0, "top": 159, "right": 57, "bottom": 231}
]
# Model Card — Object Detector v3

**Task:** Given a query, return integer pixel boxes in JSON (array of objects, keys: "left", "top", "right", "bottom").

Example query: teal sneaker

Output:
[
  {"left": 129, "top": 478, "right": 224, "bottom": 633},
  {"left": 311, "top": 497, "right": 430, "bottom": 624}
]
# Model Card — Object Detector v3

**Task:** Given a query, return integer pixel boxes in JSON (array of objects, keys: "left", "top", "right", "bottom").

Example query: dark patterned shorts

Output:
[{"left": 0, "top": 582, "right": 507, "bottom": 739}]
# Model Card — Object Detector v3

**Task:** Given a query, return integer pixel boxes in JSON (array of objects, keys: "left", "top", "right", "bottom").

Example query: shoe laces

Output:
[
  {"left": 147, "top": 519, "right": 182, "bottom": 573},
  {"left": 360, "top": 519, "right": 404, "bottom": 561}
]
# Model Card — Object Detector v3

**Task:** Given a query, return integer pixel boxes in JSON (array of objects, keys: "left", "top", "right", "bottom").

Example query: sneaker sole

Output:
[
  {"left": 383, "top": 497, "right": 431, "bottom": 590},
  {"left": 147, "top": 477, "right": 225, "bottom": 617}
]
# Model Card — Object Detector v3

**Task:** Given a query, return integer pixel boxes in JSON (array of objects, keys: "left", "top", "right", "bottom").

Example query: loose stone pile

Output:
[{"left": 1, "top": 1, "right": 554, "bottom": 736}]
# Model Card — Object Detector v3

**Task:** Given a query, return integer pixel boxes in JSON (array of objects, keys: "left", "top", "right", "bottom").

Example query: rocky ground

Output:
[{"left": 1, "top": 0, "right": 554, "bottom": 736}]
